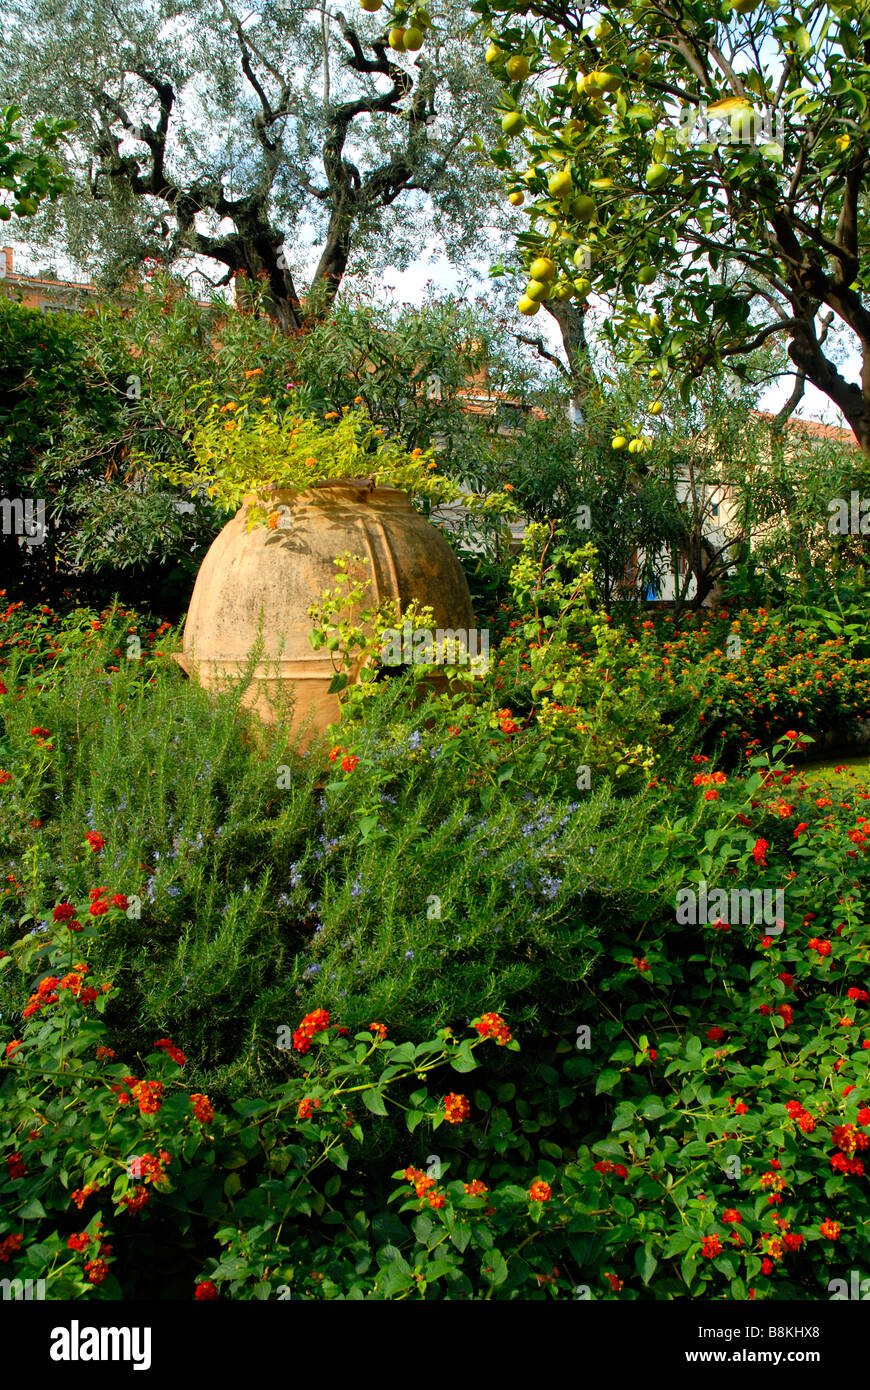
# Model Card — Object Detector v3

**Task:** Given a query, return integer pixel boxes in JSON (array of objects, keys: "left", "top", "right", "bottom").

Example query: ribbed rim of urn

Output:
[{"left": 243, "top": 478, "right": 411, "bottom": 508}]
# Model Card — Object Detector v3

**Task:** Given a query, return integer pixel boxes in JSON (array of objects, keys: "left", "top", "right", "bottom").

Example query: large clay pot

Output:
[{"left": 173, "top": 479, "right": 475, "bottom": 742}]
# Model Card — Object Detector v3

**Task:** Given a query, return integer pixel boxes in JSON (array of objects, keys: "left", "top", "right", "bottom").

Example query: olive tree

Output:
[
  {"left": 1, "top": 0, "right": 516, "bottom": 328},
  {"left": 0, "top": 105, "right": 73, "bottom": 218}
]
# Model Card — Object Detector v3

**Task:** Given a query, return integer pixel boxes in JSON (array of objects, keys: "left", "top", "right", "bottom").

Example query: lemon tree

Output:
[{"left": 472, "top": 0, "right": 870, "bottom": 455}]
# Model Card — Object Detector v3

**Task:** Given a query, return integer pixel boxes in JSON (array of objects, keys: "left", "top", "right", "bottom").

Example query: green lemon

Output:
[
  {"left": 571, "top": 194, "right": 597, "bottom": 221},
  {"left": 595, "top": 69, "right": 622, "bottom": 93},
  {"left": 501, "top": 111, "right": 525, "bottom": 136}
]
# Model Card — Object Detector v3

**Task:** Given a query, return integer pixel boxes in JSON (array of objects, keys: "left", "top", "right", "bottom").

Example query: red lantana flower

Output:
[
  {"left": 83, "top": 1259, "right": 109, "bottom": 1285},
  {"left": 131, "top": 1080, "right": 164, "bottom": 1117},
  {"left": 190, "top": 1093, "right": 215, "bottom": 1124},
  {"left": 0, "top": 1233, "right": 23, "bottom": 1263},
  {"left": 154, "top": 1038, "right": 186, "bottom": 1067},
  {"left": 292, "top": 1008, "right": 330, "bottom": 1054},
  {"left": 443, "top": 1093, "right": 471, "bottom": 1124},
  {"left": 473, "top": 1012, "right": 512, "bottom": 1045}
]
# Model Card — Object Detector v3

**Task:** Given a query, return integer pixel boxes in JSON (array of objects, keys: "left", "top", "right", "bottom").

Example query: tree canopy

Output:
[
  {"left": 0, "top": 105, "right": 73, "bottom": 219},
  {"left": 1, "top": 0, "right": 514, "bottom": 327},
  {"left": 471, "top": 0, "right": 870, "bottom": 453}
]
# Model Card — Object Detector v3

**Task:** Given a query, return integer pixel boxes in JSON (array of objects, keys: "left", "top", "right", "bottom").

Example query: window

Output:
[{"left": 496, "top": 401, "right": 524, "bottom": 427}]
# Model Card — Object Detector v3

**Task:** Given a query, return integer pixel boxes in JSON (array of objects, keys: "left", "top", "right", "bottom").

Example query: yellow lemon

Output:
[
  {"left": 506, "top": 54, "right": 530, "bottom": 81},
  {"left": 548, "top": 168, "right": 574, "bottom": 198},
  {"left": 530, "top": 256, "right": 556, "bottom": 282}
]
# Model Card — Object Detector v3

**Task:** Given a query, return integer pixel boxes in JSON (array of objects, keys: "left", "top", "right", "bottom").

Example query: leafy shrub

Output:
[
  {"left": 617, "top": 605, "right": 870, "bottom": 758},
  {"left": 0, "top": 598, "right": 644, "bottom": 1098},
  {"left": 3, "top": 743, "right": 870, "bottom": 1299},
  {"left": 144, "top": 387, "right": 515, "bottom": 529}
]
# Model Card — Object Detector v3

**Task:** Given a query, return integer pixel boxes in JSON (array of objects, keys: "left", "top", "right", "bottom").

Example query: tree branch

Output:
[{"left": 513, "top": 332, "right": 573, "bottom": 380}]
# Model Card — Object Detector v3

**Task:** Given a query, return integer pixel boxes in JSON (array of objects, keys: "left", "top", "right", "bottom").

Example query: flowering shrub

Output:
[
  {"left": 1, "top": 884, "right": 595, "bottom": 1300},
  {"left": 618, "top": 605, "right": 870, "bottom": 758},
  {"left": 315, "top": 525, "right": 691, "bottom": 802},
  {"left": 548, "top": 742, "right": 870, "bottom": 1298},
  {"left": 4, "top": 579, "right": 870, "bottom": 1299},
  {"left": 2, "top": 737, "right": 869, "bottom": 1299},
  {"left": 146, "top": 387, "right": 516, "bottom": 530}
]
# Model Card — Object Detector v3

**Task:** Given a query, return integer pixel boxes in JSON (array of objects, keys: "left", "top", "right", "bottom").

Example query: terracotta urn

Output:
[{"left": 173, "top": 479, "right": 475, "bottom": 742}]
